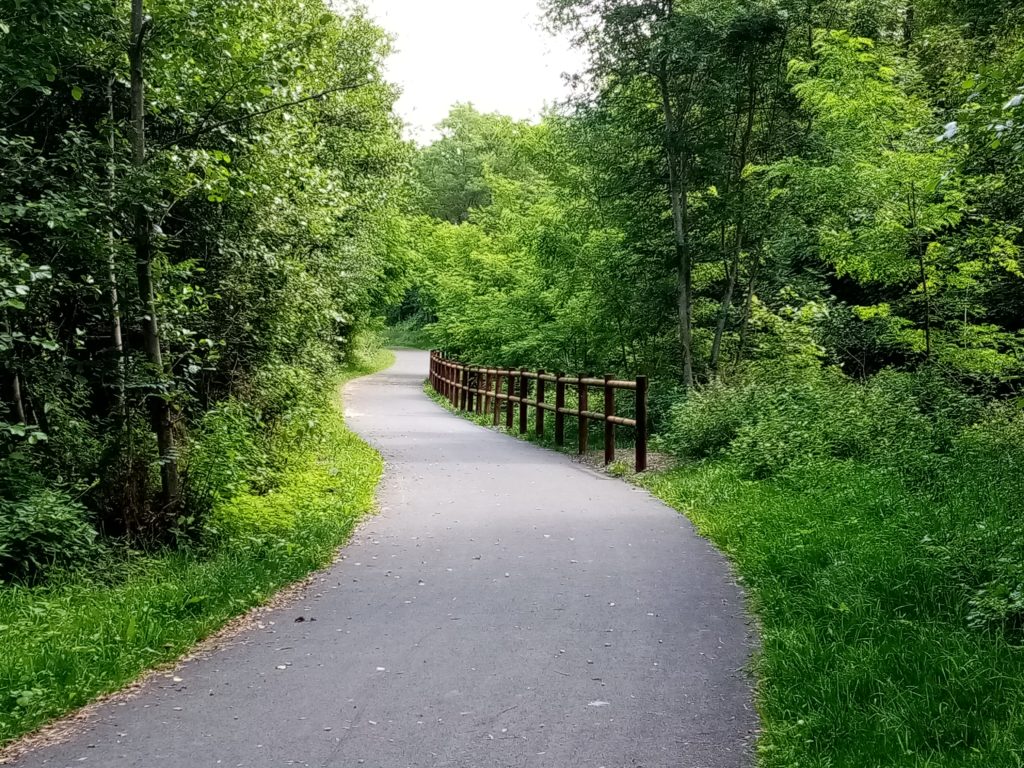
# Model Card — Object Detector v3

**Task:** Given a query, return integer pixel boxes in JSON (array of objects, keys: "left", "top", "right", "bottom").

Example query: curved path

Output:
[{"left": 15, "top": 349, "right": 756, "bottom": 768}]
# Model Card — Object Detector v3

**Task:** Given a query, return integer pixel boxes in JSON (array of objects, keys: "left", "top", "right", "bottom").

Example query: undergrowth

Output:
[{"left": 0, "top": 349, "right": 392, "bottom": 747}]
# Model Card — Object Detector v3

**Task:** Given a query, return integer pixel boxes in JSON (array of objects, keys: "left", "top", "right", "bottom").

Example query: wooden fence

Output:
[{"left": 428, "top": 350, "right": 649, "bottom": 472}]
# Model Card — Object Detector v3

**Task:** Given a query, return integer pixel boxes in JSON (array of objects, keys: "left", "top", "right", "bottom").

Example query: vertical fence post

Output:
[
  {"left": 518, "top": 369, "right": 528, "bottom": 434},
  {"left": 493, "top": 372, "right": 501, "bottom": 425},
  {"left": 635, "top": 375, "right": 648, "bottom": 472},
  {"left": 505, "top": 371, "right": 515, "bottom": 430},
  {"left": 446, "top": 360, "right": 452, "bottom": 404},
  {"left": 536, "top": 370, "right": 546, "bottom": 437},
  {"left": 578, "top": 377, "right": 589, "bottom": 455},
  {"left": 470, "top": 367, "right": 478, "bottom": 413},
  {"left": 450, "top": 361, "right": 458, "bottom": 407},
  {"left": 457, "top": 365, "right": 466, "bottom": 411},
  {"left": 554, "top": 372, "right": 566, "bottom": 447},
  {"left": 604, "top": 374, "right": 615, "bottom": 466}
]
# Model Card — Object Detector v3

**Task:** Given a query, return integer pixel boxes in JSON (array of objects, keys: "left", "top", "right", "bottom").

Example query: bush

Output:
[
  {"left": 659, "top": 381, "right": 754, "bottom": 459},
  {"left": 662, "top": 367, "right": 982, "bottom": 479},
  {"left": 185, "top": 400, "right": 269, "bottom": 522},
  {"left": 0, "top": 489, "right": 102, "bottom": 583}
]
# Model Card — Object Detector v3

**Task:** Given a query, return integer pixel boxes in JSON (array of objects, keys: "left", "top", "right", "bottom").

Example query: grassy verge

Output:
[
  {"left": 645, "top": 460, "right": 1024, "bottom": 768},
  {"left": 0, "top": 350, "right": 393, "bottom": 747}
]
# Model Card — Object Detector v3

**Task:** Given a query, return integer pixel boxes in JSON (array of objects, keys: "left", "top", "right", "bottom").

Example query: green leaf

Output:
[{"left": 71, "top": 85, "right": 83, "bottom": 101}]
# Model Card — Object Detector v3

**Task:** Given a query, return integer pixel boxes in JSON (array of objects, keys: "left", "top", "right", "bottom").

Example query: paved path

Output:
[{"left": 15, "top": 349, "right": 756, "bottom": 768}]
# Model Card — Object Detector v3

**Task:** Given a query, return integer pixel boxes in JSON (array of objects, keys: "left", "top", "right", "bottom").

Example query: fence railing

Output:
[{"left": 428, "top": 350, "right": 649, "bottom": 472}]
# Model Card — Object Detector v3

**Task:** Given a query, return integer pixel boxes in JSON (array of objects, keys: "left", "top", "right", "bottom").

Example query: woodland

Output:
[{"left": 3, "top": 0, "right": 1024, "bottom": 765}]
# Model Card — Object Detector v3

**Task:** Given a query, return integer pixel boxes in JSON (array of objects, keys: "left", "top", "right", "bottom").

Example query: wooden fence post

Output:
[
  {"left": 459, "top": 365, "right": 468, "bottom": 411},
  {"left": 578, "top": 377, "right": 589, "bottom": 455},
  {"left": 449, "top": 361, "right": 456, "bottom": 406},
  {"left": 518, "top": 369, "right": 528, "bottom": 434},
  {"left": 604, "top": 374, "right": 615, "bottom": 466},
  {"left": 505, "top": 371, "right": 515, "bottom": 430},
  {"left": 493, "top": 372, "right": 501, "bottom": 425},
  {"left": 635, "top": 375, "right": 648, "bottom": 472},
  {"left": 536, "top": 370, "right": 546, "bottom": 437},
  {"left": 554, "top": 372, "right": 566, "bottom": 447}
]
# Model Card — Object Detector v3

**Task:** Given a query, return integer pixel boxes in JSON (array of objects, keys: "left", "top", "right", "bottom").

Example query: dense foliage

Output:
[
  {"left": 403, "top": 2, "right": 1024, "bottom": 393},
  {"left": 0, "top": 0, "right": 409, "bottom": 564}
]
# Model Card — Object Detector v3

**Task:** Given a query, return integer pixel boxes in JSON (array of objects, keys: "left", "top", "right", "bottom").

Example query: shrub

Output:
[
  {"left": 660, "top": 381, "right": 754, "bottom": 459},
  {"left": 0, "top": 489, "right": 102, "bottom": 583},
  {"left": 661, "top": 367, "right": 980, "bottom": 479},
  {"left": 185, "top": 400, "right": 268, "bottom": 522}
]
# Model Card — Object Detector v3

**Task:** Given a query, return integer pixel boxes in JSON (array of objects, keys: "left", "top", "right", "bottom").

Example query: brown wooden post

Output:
[
  {"left": 469, "top": 367, "right": 478, "bottom": 413},
  {"left": 482, "top": 370, "right": 489, "bottom": 415},
  {"left": 448, "top": 361, "right": 456, "bottom": 406},
  {"left": 505, "top": 371, "right": 515, "bottom": 430},
  {"left": 578, "top": 377, "right": 589, "bottom": 455},
  {"left": 460, "top": 365, "right": 469, "bottom": 411},
  {"left": 518, "top": 369, "right": 528, "bottom": 434},
  {"left": 635, "top": 375, "right": 648, "bottom": 472},
  {"left": 493, "top": 372, "right": 501, "bottom": 425},
  {"left": 604, "top": 374, "right": 615, "bottom": 465},
  {"left": 554, "top": 372, "right": 566, "bottom": 447},
  {"left": 536, "top": 370, "right": 546, "bottom": 437}
]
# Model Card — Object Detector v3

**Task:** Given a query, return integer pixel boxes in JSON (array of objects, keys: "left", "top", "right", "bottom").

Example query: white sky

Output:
[{"left": 359, "top": 0, "right": 586, "bottom": 142}]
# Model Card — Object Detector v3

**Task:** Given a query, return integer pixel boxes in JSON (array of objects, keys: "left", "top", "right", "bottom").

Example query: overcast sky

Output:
[{"left": 360, "top": 0, "right": 586, "bottom": 143}]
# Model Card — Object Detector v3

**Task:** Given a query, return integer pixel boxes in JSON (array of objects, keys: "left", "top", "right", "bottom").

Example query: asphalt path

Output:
[{"left": 14, "top": 349, "right": 756, "bottom": 768}]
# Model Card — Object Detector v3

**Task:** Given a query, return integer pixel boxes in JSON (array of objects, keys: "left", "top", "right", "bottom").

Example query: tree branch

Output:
[{"left": 165, "top": 79, "right": 372, "bottom": 147}]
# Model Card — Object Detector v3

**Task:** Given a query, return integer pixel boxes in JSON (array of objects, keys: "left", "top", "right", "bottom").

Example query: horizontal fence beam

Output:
[{"left": 428, "top": 350, "right": 649, "bottom": 472}]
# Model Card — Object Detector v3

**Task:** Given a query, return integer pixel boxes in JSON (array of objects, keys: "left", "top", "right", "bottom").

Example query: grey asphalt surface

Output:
[{"left": 15, "top": 349, "right": 756, "bottom": 768}]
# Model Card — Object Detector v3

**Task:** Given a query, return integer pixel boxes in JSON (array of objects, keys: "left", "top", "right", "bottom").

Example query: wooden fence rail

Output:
[{"left": 428, "top": 350, "right": 649, "bottom": 472}]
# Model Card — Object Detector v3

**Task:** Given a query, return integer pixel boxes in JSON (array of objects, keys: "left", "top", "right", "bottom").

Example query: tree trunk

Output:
[
  {"left": 130, "top": 0, "right": 180, "bottom": 512},
  {"left": 734, "top": 256, "right": 759, "bottom": 367},
  {"left": 918, "top": 241, "right": 932, "bottom": 360},
  {"left": 108, "top": 77, "right": 126, "bottom": 415},
  {"left": 903, "top": 4, "right": 915, "bottom": 48},
  {"left": 908, "top": 182, "right": 932, "bottom": 360},
  {"left": 10, "top": 371, "right": 26, "bottom": 425},
  {"left": 710, "top": 236, "right": 741, "bottom": 373},
  {"left": 711, "top": 53, "right": 758, "bottom": 374},
  {"left": 658, "top": 63, "right": 694, "bottom": 389}
]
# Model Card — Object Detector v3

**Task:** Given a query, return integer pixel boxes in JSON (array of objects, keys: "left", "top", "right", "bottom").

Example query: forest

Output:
[{"left": 3, "top": 0, "right": 1024, "bottom": 765}]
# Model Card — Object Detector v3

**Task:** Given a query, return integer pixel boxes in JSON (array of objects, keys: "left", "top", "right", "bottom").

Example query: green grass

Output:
[
  {"left": 644, "top": 459, "right": 1024, "bottom": 768},
  {"left": 0, "top": 350, "right": 392, "bottom": 747},
  {"left": 383, "top": 318, "right": 432, "bottom": 349}
]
